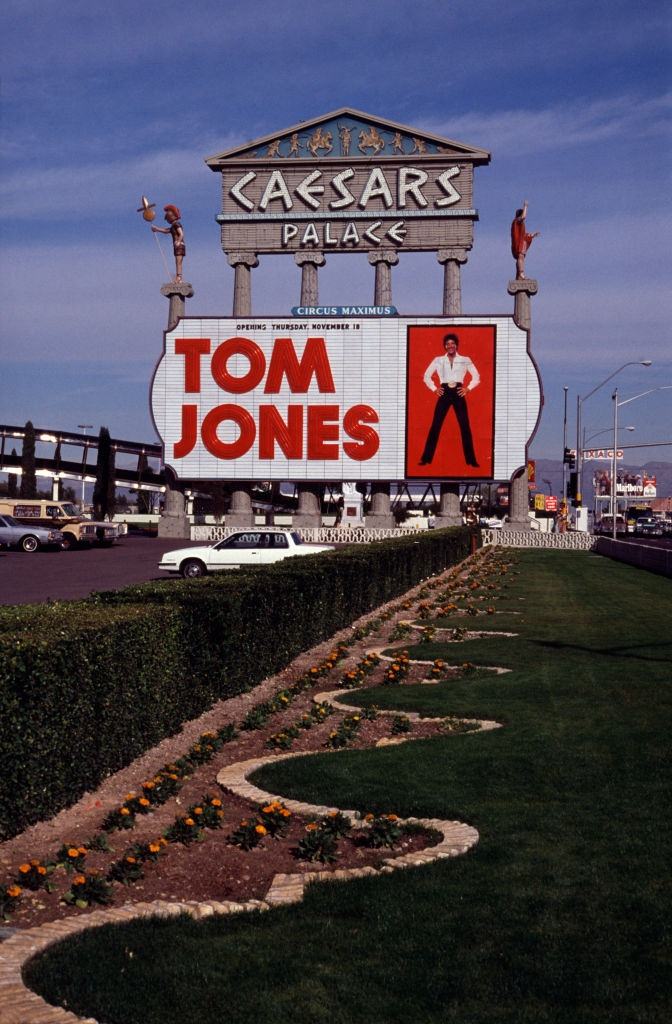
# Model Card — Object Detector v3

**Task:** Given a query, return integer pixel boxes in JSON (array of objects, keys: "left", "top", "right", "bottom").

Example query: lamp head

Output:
[{"left": 641, "top": 360, "right": 652, "bottom": 366}]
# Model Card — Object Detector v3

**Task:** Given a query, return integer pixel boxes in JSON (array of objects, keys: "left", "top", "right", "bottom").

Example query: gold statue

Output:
[{"left": 152, "top": 204, "right": 185, "bottom": 283}]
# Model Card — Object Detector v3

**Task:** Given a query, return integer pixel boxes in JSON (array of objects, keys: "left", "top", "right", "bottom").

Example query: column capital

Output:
[
  {"left": 507, "top": 278, "right": 538, "bottom": 297},
  {"left": 227, "top": 251, "right": 259, "bottom": 269},
  {"left": 368, "top": 248, "right": 399, "bottom": 267},
  {"left": 437, "top": 247, "right": 470, "bottom": 265},
  {"left": 294, "top": 251, "right": 326, "bottom": 268},
  {"left": 160, "top": 281, "right": 194, "bottom": 299}
]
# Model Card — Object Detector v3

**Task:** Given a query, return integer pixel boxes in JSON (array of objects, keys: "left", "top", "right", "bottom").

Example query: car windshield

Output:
[
  {"left": 60, "top": 503, "right": 80, "bottom": 516},
  {"left": 0, "top": 515, "right": 19, "bottom": 527}
]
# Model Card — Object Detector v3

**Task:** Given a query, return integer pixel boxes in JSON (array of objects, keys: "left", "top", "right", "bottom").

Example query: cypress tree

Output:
[
  {"left": 93, "top": 427, "right": 116, "bottom": 518},
  {"left": 19, "top": 422, "right": 37, "bottom": 498},
  {"left": 8, "top": 449, "right": 18, "bottom": 497}
]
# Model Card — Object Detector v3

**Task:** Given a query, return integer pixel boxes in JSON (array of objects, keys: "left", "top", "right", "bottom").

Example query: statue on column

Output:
[
  {"left": 152, "top": 204, "right": 186, "bottom": 283},
  {"left": 511, "top": 201, "right": 540, "bottom": 280}
]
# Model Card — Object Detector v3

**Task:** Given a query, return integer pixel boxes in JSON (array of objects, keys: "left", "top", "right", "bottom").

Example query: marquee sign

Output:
[
  {"left": 151, "top": 316, "right": 541, "bottom": 483},
  {"left": 205, "top": 108, "right": 490, "bottom": 255}
]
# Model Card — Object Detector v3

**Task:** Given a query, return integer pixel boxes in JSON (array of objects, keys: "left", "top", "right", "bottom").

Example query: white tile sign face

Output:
[{"left": 151, "top": 316, "right": 541, "bottom": 482}]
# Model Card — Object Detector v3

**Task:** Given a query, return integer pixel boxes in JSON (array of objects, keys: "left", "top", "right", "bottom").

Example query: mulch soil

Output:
[{"left": 1, "top": 549, "right": 503, "bottom": 932}]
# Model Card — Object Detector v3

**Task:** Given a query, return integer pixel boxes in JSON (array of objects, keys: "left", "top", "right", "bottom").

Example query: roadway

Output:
[
  {"left": 2, "top": 533, "right": 671, "bottom": 607},
  {"left": 0, "top": 535, "right": 202, "bottom": 606}
]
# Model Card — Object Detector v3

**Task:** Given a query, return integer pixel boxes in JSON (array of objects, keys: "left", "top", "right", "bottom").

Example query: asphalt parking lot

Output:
[
  {"left": 0, "top": 535, "right": 203, "bottom": 605},
  {"left": 2, "top": 532, "right": 671, "bottom": 607}
]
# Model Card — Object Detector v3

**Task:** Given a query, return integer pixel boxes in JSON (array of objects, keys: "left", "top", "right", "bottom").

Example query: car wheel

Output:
[
  {"left": 21, "top": 535, "right": 39, "bottom": 553},
  {"left": 181, "top": 558, "right": 207, "bottom": 579},
  {"left": 60, "top": 534, "right": 76, "bottom": 551}
]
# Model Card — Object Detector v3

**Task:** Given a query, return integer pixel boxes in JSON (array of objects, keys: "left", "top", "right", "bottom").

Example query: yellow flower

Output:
[{"left": 255, "top": 825, "right": 267, "bottom": 835}]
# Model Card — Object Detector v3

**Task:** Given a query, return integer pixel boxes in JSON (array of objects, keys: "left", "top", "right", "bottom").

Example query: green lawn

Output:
[{"left": 25, "top": 552, "right": 672, "bottom": 1024}]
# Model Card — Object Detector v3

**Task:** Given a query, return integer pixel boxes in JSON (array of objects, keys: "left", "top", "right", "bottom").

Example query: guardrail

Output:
[
  {"left": 482, "top": 529, "right": 598, "bottom": 550},
  {"left": 594, "top": 537, "right": 672, "bottom": 577},
  {"left": 191, "top": 525, "right": 433, "bottom": 544}
]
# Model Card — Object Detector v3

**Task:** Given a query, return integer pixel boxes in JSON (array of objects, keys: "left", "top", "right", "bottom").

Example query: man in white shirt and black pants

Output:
[{"left": 419, "top": 333, "right": 480, "bottom": 468}]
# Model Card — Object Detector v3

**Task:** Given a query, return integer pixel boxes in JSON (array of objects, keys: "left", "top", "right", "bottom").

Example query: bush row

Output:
[{"left": 0, "top": 528, "right": 474, "bottom": 839}]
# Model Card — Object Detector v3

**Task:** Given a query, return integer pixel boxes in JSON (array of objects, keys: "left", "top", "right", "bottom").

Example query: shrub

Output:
[{"left": 0, "top": 527, "right": 473, "bottom": 839}]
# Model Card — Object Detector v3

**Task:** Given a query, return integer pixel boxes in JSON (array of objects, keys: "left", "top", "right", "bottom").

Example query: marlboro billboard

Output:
[{"left": 151, "top": 315, "right": 541, "bottom": 482}]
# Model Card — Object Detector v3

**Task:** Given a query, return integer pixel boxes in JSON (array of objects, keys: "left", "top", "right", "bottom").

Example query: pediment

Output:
[{"left": 205, "top": 107, "right": 490, "bottom": 166}]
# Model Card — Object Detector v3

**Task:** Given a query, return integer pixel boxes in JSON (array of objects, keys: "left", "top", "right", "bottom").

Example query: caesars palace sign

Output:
[
  {"left": 204, "top": 108, "right": 489, "bottom": 254},
  {"left": 151, "top": 111, "right": 542, "bottom": 483}
]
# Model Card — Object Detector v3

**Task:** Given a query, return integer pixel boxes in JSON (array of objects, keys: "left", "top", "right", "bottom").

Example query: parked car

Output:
[
  {"left": 0, "top": 513, "right": 63, "bottom": 553},
  {"left": 634, "top": 517, "right": 664, "bottom": 537},
  {"left": 0, "top": 499, "right": 121, "bottom": 549},
  {"left": 158, "top": 529, "right": 335, "bottom": 578}
]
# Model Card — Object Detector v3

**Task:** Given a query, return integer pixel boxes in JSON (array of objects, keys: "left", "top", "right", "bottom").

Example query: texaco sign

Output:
[
  {"left": 151, "top": 316, "right": 541, "bottom": 483},
  {"left": 205, "top": 108, "right": 490, "bottom": 254}
]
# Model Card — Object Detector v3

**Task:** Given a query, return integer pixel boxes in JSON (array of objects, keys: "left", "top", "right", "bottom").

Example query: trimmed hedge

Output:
[{"left": 0, "top": 528, "right": 473, "bottom": 839}]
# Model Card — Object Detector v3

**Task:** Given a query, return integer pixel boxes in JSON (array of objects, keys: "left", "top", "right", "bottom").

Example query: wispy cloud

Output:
[{"left": 422, "top": 93, "right": 672, "bottom": 157}]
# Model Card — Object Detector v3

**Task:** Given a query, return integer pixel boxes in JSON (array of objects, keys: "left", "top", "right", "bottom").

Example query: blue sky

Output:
[{"left": 2, "top": 0, "right": 670, "bottom": 467}]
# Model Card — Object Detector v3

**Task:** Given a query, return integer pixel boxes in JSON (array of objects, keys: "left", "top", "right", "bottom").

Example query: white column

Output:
[
  {"left": 437, "top": 248, "right": 469, "bottom": 315},
  {"left": 368, "top": 249, "right": 399, "bottom": 306}
]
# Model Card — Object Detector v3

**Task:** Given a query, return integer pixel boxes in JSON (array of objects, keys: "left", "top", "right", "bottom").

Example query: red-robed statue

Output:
[{"left": 511, "top": 200, "right": 540, "bottom": 280}]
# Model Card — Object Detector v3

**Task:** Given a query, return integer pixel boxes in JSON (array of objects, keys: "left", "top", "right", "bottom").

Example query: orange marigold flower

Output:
[
  {"left": 30, "top": 859, "right": 40, "bottom": 867},
  {"left": 78, "top": 847, "right": 87, "bottom": 855},
  {"left": 67, "top": 848, "right": 79, "bottom": 858},
  {"left": 18, "top": 863, "right": 30, "bottom": 874},
  {"left": 193, "top": 807, "right": 203, "bottom": 815},
  {"left": 216, "top": 810, "right": 224, "bottom": 818},
  {"left": 142, "top": 781, "right": 156, "bottom": 790},
  {"left": 305, "top": 823, "right": 318, "bottom": 832},
  {"left": 255, "top": 825, "right": 267, "bottom": 835},
  {"left": 386, "top": 814, "right": 399, "bottom": 822},
  {"left": 281, "top": 809, "right": 291, "bottom": 818},
  {"left": 149, "top": 843, "right": 161, "bottom": 854},
  {"left": 210, "top": 799, "right": 222, "bottom": 807},
  {"left": 73, "top": 875, "right": 86, "bottom": 886},
  {"left": 364, "top": 813, "right": 374, "bottom": 822},
  {"left": 184, "top": 818, "right": 195, "bottom": 827},
  {"left": 139, "top": 798, "right": 150, "bottom": 807},
  {"left": 38, "top": 866, "right": 47, "bottom": 875},
  {"left": 159, "top": 838, "right": 169, "bottom": 847},
  {"left": 7, "top": 885, "right": 21, "bottom": 898},
  {"left": 125, "top": 856, "right": 137, "bottom": 864},
  {"left": 125, "top": 793, "right": 135, "bottom": 801},
  {"left": 120, "top": 807, "right": 131, "bottom": 816}
]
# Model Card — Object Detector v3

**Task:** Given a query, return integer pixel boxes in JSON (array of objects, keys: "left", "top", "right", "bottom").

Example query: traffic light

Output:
[
  {"left": 568, "top": 471, "right": 578, "bottom": 505},
  {"left": 564, "top": 447, "right": 576, "bottom": 470}
]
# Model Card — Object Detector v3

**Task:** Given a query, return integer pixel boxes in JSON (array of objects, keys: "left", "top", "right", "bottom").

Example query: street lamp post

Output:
[
  {"left": 576, "top": 360, "right": 652, "bottom": 515},
  {"left": 561, "top": 386, "right": 568, "bottom": 514},
  {"left": 77, "top": 424, "right": 93, "bottom": 506},
  {"left": 611, "top": 386, "right": 672, "bottom": 539}
]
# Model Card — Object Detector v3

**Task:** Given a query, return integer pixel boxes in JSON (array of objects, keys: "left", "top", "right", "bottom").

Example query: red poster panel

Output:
[{"left": 405, "top": 324, "right": 496, "bottom": 479}]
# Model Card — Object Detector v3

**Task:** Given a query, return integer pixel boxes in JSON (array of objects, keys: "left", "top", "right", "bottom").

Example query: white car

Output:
[{"left": 158, "top": 529, "right": 334, "bottom": 578}]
